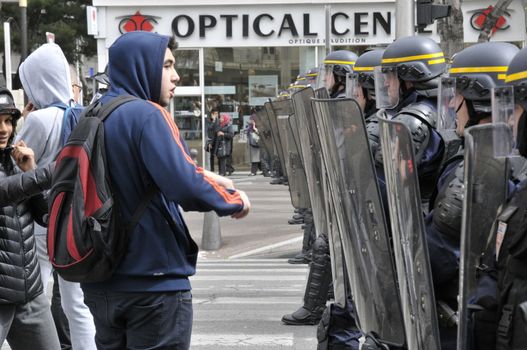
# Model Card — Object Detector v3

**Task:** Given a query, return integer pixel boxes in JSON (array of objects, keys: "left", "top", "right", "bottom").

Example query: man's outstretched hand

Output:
[{"left": 231, "top": 190, "right": 250, "bottom": 219}]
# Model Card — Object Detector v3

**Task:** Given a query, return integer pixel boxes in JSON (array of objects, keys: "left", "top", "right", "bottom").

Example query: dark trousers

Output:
[
  {"left": 209, "top": 152, "right": 215, "bottom": 172},
  {"left": 218, "top": 156, "right": 227, "bottom": 176},
  {"left": 51, "top": 271, "right": 72, "bottom": 350},
  {"left": 83, "top": 290, "right": 193, "bottom": 350},
  {"left": 250, "top": 162, "right": 260, "bottom": 175},
  {"left": 226, "top": 154, "right": 234, "bottom": 173}
]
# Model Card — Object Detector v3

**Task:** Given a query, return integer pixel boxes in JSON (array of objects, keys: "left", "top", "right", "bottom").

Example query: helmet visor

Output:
[
  {"left": 491, "top": 86, "right": 515, "bottom": 157},
  {"left": 345, "top": 73, "right": 361, "bottom": 99},
  {"left": 437, "top": 77, "right": 457, "bottom": 131},
  {"left": 315, "top": 64, "right": 335, "bottom": 92},
  {"left": 375, "top": 66, "right": 399, "bottom": 109}
]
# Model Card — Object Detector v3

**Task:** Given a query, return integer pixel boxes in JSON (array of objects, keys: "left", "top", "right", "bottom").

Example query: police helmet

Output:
[
  {"left": 450, "top": 42, "right": 519, "bottom": 102},
  {"left": 381, "top": 36, "right": 446, "bottom": 83},
  {"left": 324, "top": 50, "right": 358, "bottom": 77},
  {"left": 354, "top": 49, "right": 385, "bottom": 90},
  {"left": 505, "top": 47, "right": 527, "bottom": 157},
  {"left": 506, "top": 47, "right": 527, "bottom": 111},
  {"left": 305, "top": 67, "right": 319, "bottom": 86}
]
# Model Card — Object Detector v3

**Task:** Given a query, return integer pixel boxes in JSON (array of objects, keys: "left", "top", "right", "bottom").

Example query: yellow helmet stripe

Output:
[
  {"left": 306, "top": 73, "right": 318, "bottom": 77},
  {"left": 428, "top": 58, "right": 446, "bottom": 65},
  {"left": 497, "top": 74, "right": 507, "bottom": 81},
  {"left": 449, "top": 66, "right": 509, "bottom": 74},
  {"left": 381, "top": 52, "right": 444, "bottom": 64},
  {"left": 353, "top": 66, "right": 375, "bottom": 72},
  {"left": 324, "top": 60, "right": 356, "bottom": 65},
  {"left": 506, "top": 70, "right": 527, "bottom": 83}
]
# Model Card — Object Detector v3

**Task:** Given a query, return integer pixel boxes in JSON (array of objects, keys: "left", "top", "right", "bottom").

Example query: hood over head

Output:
[
  {"left": 108, "top": 31, "right": 170, "bottom": 104},
  {"left": 19, "top": 43, "right": 73, "bottom": 109}
]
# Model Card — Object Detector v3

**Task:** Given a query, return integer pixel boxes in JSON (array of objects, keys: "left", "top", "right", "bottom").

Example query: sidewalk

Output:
[{"left": 183, "top": 171, "right": 306, "bottom": 260}]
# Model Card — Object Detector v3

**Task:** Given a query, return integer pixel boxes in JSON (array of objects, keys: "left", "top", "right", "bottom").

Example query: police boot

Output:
[
  {"left": 361, "top": 333, "right": 390, "bottom": 350},
  {"left": 288, "top": 216, "right": 314, "bottom": 264},
  {"left": 282, "top": 234, "right": 332, "bottom": 325}
]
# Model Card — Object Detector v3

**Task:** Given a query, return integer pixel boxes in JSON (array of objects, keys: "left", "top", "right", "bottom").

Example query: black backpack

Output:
[{"left": 47, "top": 95, "right": 156, "bottom": 283}]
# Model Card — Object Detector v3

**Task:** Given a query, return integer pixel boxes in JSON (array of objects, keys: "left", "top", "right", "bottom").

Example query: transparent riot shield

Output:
[
  {"left": 312, "top": 98, "right": 406, "bottom": 346},
  {"left": 291, "top": 88, "right": 328, "bottom": 243},
  {"left": 270, "top": 99, "right": 310, "bottom": 210},
  {"left": 436, "top": 77, "right": 463, "bottom": 164},
  {"left": 378, "top": 115, "right": 441, "bottom": 350},
  {"left": 288, "top": 114, "right": 304, "bottom": 169},
  {"left": 315, "top": 87, "right": 330, "bottom": 99},
  {"left": 253, "top": 109, "right": 274, "bottom": 158},
  {"left": 457, "top": 123, "right": 510, "bottom": 350},
  {"left": 264, "top": 101, "right": 288, "bottom": 178},
  {"left": 491, "top": 86, "right": 515, "bottom": 157}
]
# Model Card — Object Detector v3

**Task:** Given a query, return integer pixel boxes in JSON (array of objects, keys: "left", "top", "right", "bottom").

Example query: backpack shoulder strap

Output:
[{"left": 98, "top": 95, "right": 138, "bottom": 122}]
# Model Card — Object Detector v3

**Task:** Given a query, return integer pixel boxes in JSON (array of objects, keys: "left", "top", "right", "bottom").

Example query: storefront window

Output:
[{"left": 203, "top": 46, "right": 306, "bottom": 132}]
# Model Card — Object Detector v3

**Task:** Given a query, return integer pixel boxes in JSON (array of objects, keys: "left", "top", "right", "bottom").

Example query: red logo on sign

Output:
[
  {"left": 470, "top": 6, "right": 510, "bottom": 35},
  {"left": 118, "top": 11, "right": 160, "bottom": 34}
]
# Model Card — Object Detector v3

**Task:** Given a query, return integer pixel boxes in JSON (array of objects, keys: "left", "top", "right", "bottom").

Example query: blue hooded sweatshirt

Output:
[{"left": 82, "top": 31, "right": 244, "bottom": 292}]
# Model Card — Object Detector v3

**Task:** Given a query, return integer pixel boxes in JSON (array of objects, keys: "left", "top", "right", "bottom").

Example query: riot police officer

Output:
[
  {"left": 348, "top": 49, "right": 384, "bottom": 118},
  {"left": 349, "top": 49, "right": 384, "bottom": 156},
  {"left": 473, "top": 46, "right": 527, "bottom": 350},
  {"left": 374, "top": 35, "right": 447, "bottom": 203},
  {"left": 317, "top": 50, "right": 358, "bottom": 98},
  {"left": 430, "top": 41, "right": 519, "bottom": 350},
  {"left": 281, "top": 50, "right": 357, "bottom": 330}
]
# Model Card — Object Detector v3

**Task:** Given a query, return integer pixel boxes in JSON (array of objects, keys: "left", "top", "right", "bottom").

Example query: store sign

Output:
[
  {"left": 117, "top": 11, "right": 160, "bottom": 34},
  {"left": 171, "top": 11, "right": 394, "bottom": 43},
  {"left": 104, "top": 1, "right": 525, "bottom": 48},
  {"left": 463, "top": 1, "right": 524, "bottom": 41}
]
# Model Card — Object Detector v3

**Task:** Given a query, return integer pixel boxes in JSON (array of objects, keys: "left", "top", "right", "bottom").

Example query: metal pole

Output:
[
  {"left": 199, "top": 47, "right": 206, "bottom": 169},
  {"left": 395, "top": 0, "right": 415, "bottom": 38},
  {"left": 3, "top": 22, "right": 12, "bottom": 91},
  {"left": 324, "top": 5, "right": 331, "bottom": 55},
  {"left": 19, "top": 0, "right": 27, "bottom": 61}
]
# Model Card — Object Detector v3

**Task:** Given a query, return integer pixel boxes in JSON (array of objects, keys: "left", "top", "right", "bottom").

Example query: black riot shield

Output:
[
  {"left": 264, "top": 101, "right": 288, "bottom": 178},
  {"left": 312, "top": 98, "right": 405, "bottom": 346},
  {"left": 457, "top": 124, "right": 510, "bottom": 350},
  {"left": 270, "top": 99, "right": 310, "bottom": 210},
  {"left": 378, "top": 115, "right": 441, "bottom": 350},
  {"left": 253, "top": 109, "right": 274, "bottom": 158},
  {"left": 291, "top": 87, "right": 346, "bottom": 307}
]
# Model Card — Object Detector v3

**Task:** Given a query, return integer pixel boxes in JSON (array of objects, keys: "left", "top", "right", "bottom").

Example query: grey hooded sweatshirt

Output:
[{"left": 16, "top": 43, "right": 73, "bottom": 236}]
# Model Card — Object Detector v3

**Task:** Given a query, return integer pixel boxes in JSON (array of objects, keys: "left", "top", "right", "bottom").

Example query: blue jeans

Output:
[{"left": 83, "top": 290, "right": 193, "bottom": 350}]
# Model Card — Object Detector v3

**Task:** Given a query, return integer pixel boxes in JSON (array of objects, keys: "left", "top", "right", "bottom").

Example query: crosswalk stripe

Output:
[{"left": 192, "top": 334, "right": 316, "bottom": 347}]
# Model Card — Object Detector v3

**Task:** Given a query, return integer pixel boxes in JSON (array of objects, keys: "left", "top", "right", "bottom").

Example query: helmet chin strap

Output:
[{"left": 456, "top": 97, "right": 465, "bottom": 114}]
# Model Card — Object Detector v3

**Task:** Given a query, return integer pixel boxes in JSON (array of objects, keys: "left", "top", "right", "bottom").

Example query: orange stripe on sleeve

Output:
[{"left": 149, "top": 102, "right": 242, "bottom": 207}]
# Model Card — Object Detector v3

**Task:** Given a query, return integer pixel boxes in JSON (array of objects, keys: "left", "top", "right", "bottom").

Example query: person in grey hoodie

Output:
[{"left": 16, "top": 42, "right": 96, "bottom": 350}]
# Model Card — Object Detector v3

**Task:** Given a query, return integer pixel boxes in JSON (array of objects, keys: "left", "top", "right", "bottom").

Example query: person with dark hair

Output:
[
  {"left": 80, "top": 31, "right": 250, "bottom": 349},
  {"left": 0, "top": 88, "right": 61, "bottom": 350}
]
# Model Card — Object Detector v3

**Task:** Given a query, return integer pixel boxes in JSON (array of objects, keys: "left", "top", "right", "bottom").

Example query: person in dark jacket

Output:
[
  {"left": 215, "top": 113, "right": 235, "bottom": 176},
  {"left": 206, "top": 108, "right": 219, "bottom": 172},
  {"left": 80, "top": 31, "right": 250, "bottom": 350},
  {"left": 0, "top": 88, "right": 60, "bottom": 349}
]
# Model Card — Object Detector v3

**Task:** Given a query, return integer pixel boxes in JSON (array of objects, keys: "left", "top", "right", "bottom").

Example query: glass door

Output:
[{"left": 171, "top": 48, "right": 207, "bottom": 168}]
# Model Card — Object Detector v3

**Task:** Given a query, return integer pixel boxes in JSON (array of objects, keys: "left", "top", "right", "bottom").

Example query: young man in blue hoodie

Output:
[{"left": 81, "top": 31, "right": 250, "bottom": 349}]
